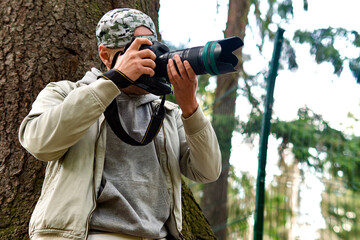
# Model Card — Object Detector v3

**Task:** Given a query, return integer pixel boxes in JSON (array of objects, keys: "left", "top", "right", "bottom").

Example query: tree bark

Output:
[
  {"left": 201, "top": 0, "right": 250, "bottom": 239},
  {"left": 0, "top": 1, "right": 213, "bottom": 239},
  {"left": 181, "top": 180, "right": 217, "bottom": 240}
]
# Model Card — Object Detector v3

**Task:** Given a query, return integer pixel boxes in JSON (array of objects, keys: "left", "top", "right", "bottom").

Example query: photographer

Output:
[{"left": 19, "top": 8, "right": 221, "bottom": 240}]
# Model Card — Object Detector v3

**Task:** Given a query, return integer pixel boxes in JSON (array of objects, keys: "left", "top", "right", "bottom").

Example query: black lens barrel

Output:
[
  {"left": 156, "top": 36, "right": 243, "bottom": 78},
  {"left": 156, "top": 46, "right": 206, "bottom": 77}
]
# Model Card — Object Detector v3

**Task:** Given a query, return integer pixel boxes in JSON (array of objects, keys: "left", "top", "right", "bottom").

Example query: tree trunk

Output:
[
  {"left": 201, "top": 0, "right": 250, "bottom": 239},
  {"left": 181, "top": 180, "right": 217, "bottom": 239},
  {"left": 0, "top": 1, "right": 213, "bottom": 239}
]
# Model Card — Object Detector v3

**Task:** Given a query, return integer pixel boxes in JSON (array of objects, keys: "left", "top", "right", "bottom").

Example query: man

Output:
[{"left": 19, "top": 8, "right": 221, "bottom": 240}]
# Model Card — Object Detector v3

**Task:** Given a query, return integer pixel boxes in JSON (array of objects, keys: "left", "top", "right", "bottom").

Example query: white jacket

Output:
[{"left": 19, "top": 68, "right": 221, "bottom": 239}]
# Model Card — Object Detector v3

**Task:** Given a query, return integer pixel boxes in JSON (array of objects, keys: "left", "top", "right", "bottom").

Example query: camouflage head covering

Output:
[{"left": 96, "top": 8, "right": 157, "bottom": 48}]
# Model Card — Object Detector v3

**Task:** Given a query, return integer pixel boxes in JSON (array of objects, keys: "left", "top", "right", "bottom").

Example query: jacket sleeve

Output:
[
  {"left": 178, "top": 106, "right": 222, "bottom": 183},
  {"left": 18, "top": 79, "right": 120, "bottom": 161}
]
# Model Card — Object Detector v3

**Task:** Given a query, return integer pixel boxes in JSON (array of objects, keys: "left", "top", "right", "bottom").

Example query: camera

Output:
[
  {"left": 126, "top": 36, "right": 244, "bottom": 96},
  {"left": 102, "top": 37, "right": 243, "bottom": 146}
]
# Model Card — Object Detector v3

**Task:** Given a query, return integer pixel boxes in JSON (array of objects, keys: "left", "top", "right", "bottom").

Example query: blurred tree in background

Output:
[{"left": 193, "top": 0, "right": 360, "bottom": 239}]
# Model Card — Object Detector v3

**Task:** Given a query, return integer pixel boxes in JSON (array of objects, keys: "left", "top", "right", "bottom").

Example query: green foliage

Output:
[
  {"left": 233, "top": 0, "right": 360, "bottom": 238},
  {"left": 241, "top": 101, "right": 360, "bottom": 191},
  {"left": 264, "top": 183, "right": 293, "bottom": 239},
  {"left": 251, "top": 0, "right": 295, "bottom": 50},
  {"left": 303, "top": 0, "right": 308, "bottom": 10},
  {"left": 277, "top": 0, "right": 293, "bottom": 19},
  {"left": 349, "top": 57, "right": 360, "bottom": 82},
  {"left": 321, "top": 182, "right": 360, "bottom": 239},
  {"left": 283, "top": 39, "right": 298, "bottom": 70},
  {"left": 165, "top": 90, "right": 177, "bottom": 104},
  {"left": 212, "top": 114, "right": 238, "bottom": 159},
  {"left": 246, "top": 1, "right": 360, "bottom": 95},
  {"left": 197, "top": 74, "right": 210, "bottom": 96},
  {"left": 270, "top": 107, "right": 360, "bottom": 191},
  {"left": 197, "top": 74, "right": 216, "bottom": 116},
  {"left": 240, "top": 108, "right": 262, "bottom": 142},
  {"left": 226, "top": 168, "right": 256, "bottom": 239},
  {"left": 240, "top": 102, "right": 360, "bottom": 237},
  {"left": 294, "top": 28, "right": 360, "bottom": 80}
]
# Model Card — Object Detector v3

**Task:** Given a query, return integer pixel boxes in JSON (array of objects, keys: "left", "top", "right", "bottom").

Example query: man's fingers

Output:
[
  {"left": 131, "top": 59, "right": 155, "bottom": 77},
  {"left": 141, "top": 58, "right": 156, "bottom": 69},
  {"left": 184, "top": 60, "right": 196, "bottom": 81},
  {"left": 128, "top": 38, "right": 152, "bottom": 50},
  {"left": 143, "top": 67, "right": 155, "bottom": 77},
  {"left": 169, "top": 58, "right": 182, "bottom": 81},
  {"left": 167, "top": 59, "right": 177, "bottom": 84},
  {"left": 174, "top": 55, "right": 189, "bottom": 80},
  {"left": 138, "top": 49, "right": 156, "bottom": 61}
]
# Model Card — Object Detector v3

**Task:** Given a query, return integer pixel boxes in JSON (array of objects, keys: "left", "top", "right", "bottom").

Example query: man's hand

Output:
[
  {"left": 167, "top": 54, "right": 199, "bottom": 118},
  {"left": 113, "top": 38, "right": 157, "bottom": 81}
]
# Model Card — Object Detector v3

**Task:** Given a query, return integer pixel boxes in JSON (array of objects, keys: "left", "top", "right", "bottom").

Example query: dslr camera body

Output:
[{"left": 113, "top": 36, "right": 244, "bottom": 96}]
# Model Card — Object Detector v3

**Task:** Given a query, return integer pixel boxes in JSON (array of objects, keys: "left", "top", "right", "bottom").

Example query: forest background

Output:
[{"left": 160, "top": 0, "right": 360, "bottom": 239}]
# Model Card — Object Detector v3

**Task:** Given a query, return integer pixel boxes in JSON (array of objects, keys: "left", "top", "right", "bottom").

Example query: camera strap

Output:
[
  {"left": 104, "top": 95, "right": 166, "bottom": 146},
  {"left": 99, "top": 50, "right": 166, "bottom": 146}
]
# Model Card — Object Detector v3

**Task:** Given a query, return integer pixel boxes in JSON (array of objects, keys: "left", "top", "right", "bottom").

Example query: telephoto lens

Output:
[
  {"left": 135, "top": 36, "right": 244, "bottom": 96},
  {"left": 154, "top": 36, "right": 244, "bottom": 77}
]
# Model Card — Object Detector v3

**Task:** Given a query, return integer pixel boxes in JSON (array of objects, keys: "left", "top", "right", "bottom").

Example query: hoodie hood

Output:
[
  {"left": 116, "top": 92, "right": 159, "bottom": 107},
  {"left": 78, "top": 68, "right": 103, "bottom": 85}
]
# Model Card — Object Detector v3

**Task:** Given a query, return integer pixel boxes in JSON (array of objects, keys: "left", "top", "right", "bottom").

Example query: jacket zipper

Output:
[
  {"left": 84, "top": 158, "right": 97, "bottom": 239},
  {"left": 85, "top": 118, "right": 104, "bottom": 239},
  {"left": 162, "top": 127, "right": 185, "bottom": 240}
]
